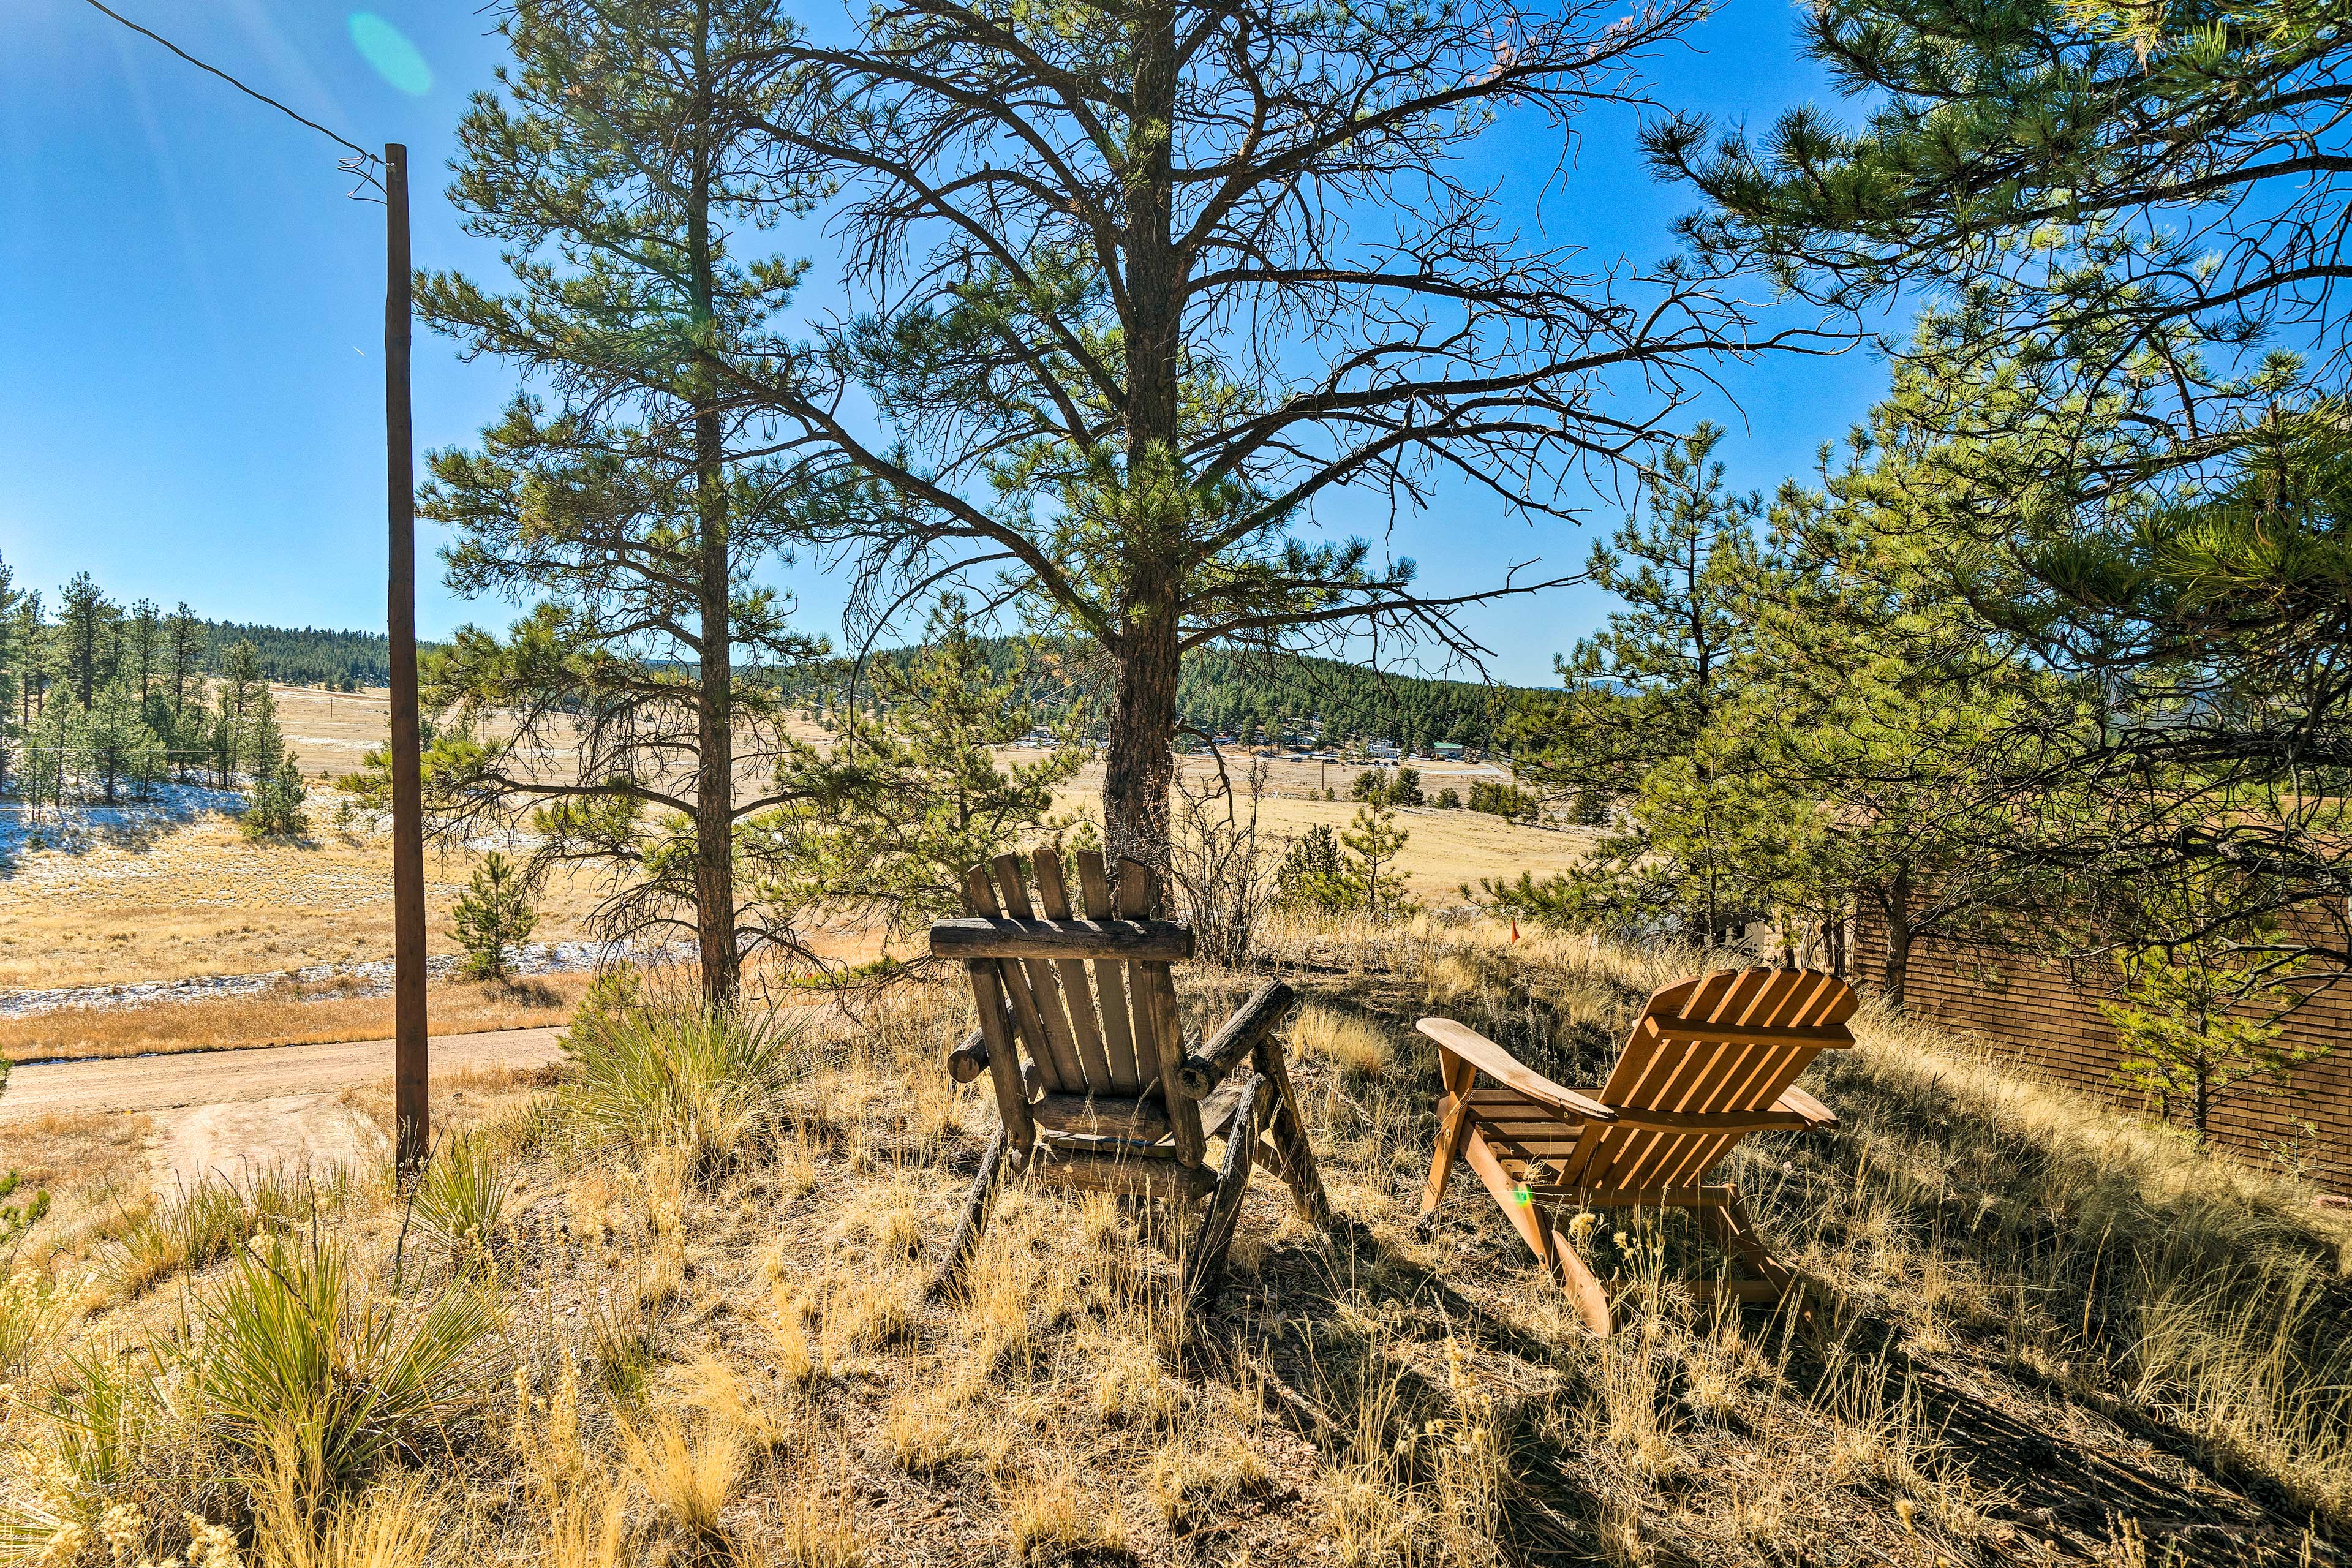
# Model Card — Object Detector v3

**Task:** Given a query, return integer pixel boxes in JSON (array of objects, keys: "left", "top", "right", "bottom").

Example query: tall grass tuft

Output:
[
  {"left": 195, "top": 1237, "right": 502, "bottom": 1506},
  {"left": 110, "top": 1163, "right": 374, "bottom": 1296},
  {"left": 556, "top": 1001, "right": 802, "bottom": 1175}
]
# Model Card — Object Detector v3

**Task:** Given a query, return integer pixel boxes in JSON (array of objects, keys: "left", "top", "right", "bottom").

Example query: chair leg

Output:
[
  {"left": 1695, "top": 1191, "right": 1795, "bottom": 1297},
  {"left": 1185, "top": 1074, "right": 1267, "bottom": 1317},
  {"left": 1551, "top": 1234, "right": 1615, "bottom": 1337},
  {"left": 1253, "top": 1041, "right": 1332, "bottom": 1229},
  {"left": 1461, "top": 1126, "right": 1612, "bottom": 1334},
  {"left": 1422, "top": 1051, "right": 1476, "bottom": 1218},
  {"left": 930, "top": 1123, "right": 1009, "bottom": 1295}
]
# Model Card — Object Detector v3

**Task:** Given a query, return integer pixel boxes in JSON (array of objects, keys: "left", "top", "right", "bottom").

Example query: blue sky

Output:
[{"left": 0, "top": 0, "right": 1894, "bottom": 686}]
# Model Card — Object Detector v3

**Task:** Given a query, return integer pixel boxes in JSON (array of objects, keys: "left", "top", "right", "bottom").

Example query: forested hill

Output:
[
  {"left": 833, "top": 639, "right": 1517, "bottom": 752},
  {"left": 222, "top": 616, "right": 1515, "bottom": 748},
  {"left": 201, "top": 620, "right": 427, "bottom": 689},
  {"left": 1176, "top": 649, "right": 1510, "bottom": 752}
]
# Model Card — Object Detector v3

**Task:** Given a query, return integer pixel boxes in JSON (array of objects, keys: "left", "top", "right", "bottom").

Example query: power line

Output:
[{"left": 78, "top": 0, "right": 382, "bottom": 192}]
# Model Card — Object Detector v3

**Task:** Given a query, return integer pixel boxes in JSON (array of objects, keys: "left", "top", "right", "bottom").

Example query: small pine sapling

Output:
[
  {"left": 1340, "top": 804, "right": 1418, "bottom": 923},
  {"left": 1274, "top": 824, "right": 1353, "bottom": 914},
  {"left": 454, "top": 851, "right": 538, "bottom": 981},
  {"left": 2101, "top": 942, "right": 2318, "bottom": 1145}
]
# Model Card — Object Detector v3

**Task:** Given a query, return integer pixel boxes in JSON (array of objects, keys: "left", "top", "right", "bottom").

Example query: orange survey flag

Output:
[{"left": 1510, "top": 918, "right": 1520, "bottom": 944}]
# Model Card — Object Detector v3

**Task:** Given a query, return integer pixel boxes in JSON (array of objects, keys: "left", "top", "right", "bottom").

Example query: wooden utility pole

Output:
[{"left": 385, "top": 142, "right": 429, "bottom": 1178}]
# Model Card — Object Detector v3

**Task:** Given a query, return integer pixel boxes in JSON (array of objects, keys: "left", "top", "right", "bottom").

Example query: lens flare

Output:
[{"left": 348, "top": 12, "right": 432, "bottom": 96}]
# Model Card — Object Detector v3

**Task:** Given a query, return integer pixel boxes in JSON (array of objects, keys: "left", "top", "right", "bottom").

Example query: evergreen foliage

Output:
[
  {"left": 1339, "top": 805, "right": 1417, "bottom": 924},
  {"left": 453, "top": 851, "right": 539, "bottom": 982},
  {"left": 747, "top": 597, "right": 1085, "bottom": 949},
  {"left": 1273, "top": 825, "right": 1352, "bottom": 917},
  {"left": 237, "top": 686, "right": 307, "bottom": 838},
  {"left": 413, "top": 0, "right": 819, "bottom": 1004}
]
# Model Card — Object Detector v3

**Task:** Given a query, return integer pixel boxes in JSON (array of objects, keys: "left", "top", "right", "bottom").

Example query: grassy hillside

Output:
[{"left": 6, "top": 919, "right": 2347, "bottom": 1566}]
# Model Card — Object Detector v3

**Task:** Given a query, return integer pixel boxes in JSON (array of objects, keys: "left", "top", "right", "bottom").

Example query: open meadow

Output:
[
  {"left": 5, "top": 918, "right": 2346, "bottom": 1566},
  {"left": 0, "top": 686, "right": 1590, "bottom": 1061}
]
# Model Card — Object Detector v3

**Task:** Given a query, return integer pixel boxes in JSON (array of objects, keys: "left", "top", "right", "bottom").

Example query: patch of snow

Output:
[{"left": 0, "top": 783, "right": 247, "bottom": 866}]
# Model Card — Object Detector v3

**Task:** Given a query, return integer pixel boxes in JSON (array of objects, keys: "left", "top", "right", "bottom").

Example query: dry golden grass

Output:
[
  {"left": 6, "top": 916, "right": 2350, "bottom": 1568},
  {"left": 1289, "top": 1001, "right": 1396, "bottom": 1081},
  {"left": 1049, "top": 763, "right": 1593, "bottom": 901},
  {"left": 0, "top": 813, "right": 627, "bottom": 993}
]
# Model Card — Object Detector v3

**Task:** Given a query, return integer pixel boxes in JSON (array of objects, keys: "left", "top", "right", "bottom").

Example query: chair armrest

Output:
[
  {"left": 1416, "top": 1017, "right": 1615, "bottom": 1121},
  {"left": 1175, "top": 979, "right": 1295, "bottom": 1098},
  {"left": 945, "top": 1027, "right": 990, "bottom": 1084},
  {"left": 1772, "top": 1085, "right": 1838, "bottom": 1130}
]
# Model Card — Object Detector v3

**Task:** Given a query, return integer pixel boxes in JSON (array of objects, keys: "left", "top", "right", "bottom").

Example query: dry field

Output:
[
  {"left": 4, "top": 919, "right": 2347, "bottom": 1567},
  {"left": 1, "top": 692, "right": 1587, "bottom": 1057}
]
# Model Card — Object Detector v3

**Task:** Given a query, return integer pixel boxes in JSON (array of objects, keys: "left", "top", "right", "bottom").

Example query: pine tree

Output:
[
  {"left": 453, "top": 851, "right": 538, "bottom": 981},
  {"left": 1340, "top": 804, "right": 1415, "bottom": 923},
  {"left": 55, "top": 572, "right": 114, "bottom": 710},
  {"left": 1505, "top": 423, "right": 1760, "bottom": 804},
  {"left": 238, "top": 685, "right": 306, "bottom": 837},
  {"left": 129, "top": 601, "right": 162, "bottom": 700},
  {"left": 24, "top": 697, "right": 77, "bottom": 815},
  {"left": 748, "top": 596, "right": 1085, "bottom": 947},
  {"left": 2098, "top": 873, "right": 2324, "bottom": 1144},
  {"left": 1273, "top": 824, "right": 1352, "bottom": 915},
  {"left": 83, "top": 677, "right": 160, "bottom": 807},
  {"left": 211, "top": 639, "right": 265, "bottom": 790},
  {"left": 415, "top": 0, "right": 822, "bottom": 1004},
  {"left": 756, "top": 0, "right": 1784, "bottom": 871},
  {"left": 0, "top": 553, "right": 18, "bottom": 798}
]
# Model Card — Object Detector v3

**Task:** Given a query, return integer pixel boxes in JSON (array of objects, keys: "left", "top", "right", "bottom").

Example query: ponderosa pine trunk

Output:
[
  {"left": 1102, "top": 0, "right": 1183, "bottom": 881},
  {"left": 687, "top": 8, "right": 739, "bottom": 1006}
]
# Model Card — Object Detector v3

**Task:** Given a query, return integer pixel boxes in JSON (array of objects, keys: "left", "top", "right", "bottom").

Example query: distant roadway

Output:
[{"left": 0, "top": 1027, "right": 570, "bottom": 1122}]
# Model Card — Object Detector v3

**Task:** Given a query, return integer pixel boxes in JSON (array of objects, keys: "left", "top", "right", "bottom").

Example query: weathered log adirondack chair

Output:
[
  {"left": 930, "top": 848, "right": 1330, "bottom": 1313},
  {"left": 1419, "top": 967, "right": 1855, "bottom": 1335}
]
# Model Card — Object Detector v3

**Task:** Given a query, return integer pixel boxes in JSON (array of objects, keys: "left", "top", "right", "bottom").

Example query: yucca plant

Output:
[
  {"left": 412, "top": 1133, "right": 513, "bottom": 1275},
  {"left": 0, "top": 1270, "right": 58, "bottom": 1379},
  {"left": 195, "top": 1237, "right": 501, "bottom": 1506},
  {"left": 558, "top": 1002, "right": 802, "bottom": 1175}
]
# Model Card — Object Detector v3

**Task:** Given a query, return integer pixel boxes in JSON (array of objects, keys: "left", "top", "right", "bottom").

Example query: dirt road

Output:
[{"left": 1, "top": 1027, "right": 570, "bottom": 1188}]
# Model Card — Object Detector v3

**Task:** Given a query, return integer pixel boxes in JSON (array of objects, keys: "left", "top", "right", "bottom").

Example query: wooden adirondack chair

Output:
[
  {"left": 1419, "top": 967, "right": 1855, "bottom": 1335},
  {"left": 929, "top": 848, "right": 1330, "bottom": 1313}
]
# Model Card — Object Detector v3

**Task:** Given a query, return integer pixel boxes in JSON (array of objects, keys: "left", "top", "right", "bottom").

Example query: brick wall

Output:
[{"left": 1853, "top": 912, "right": 2352, "bottom": 1192}]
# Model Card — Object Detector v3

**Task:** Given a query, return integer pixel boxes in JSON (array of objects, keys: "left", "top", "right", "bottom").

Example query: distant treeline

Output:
[
  {"left": 1177, "top": 649, "right": 1507, "bottom": 753},
  {"left": 801, "top": 638, "right": 1513, "bottom": 752},
  {"left": 196, "top": 620, "right": 434, "bottom": 690}
]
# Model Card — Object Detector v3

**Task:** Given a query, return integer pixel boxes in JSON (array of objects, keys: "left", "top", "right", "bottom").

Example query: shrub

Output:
[
  {"left": 0, "top": 1061, "right": 45, "bottom": 1251},
  {"left": 1167, "top": 761, "right": 1283, "bottom": 965},
  {"left": 1292, "top": 1005, "right": 1395, "bottom": 1082},
  {"left": 0, "top": 1272, "right": 58, "bottom": 1380},
  {"left": 195, "top": 1237, "right": 500, "bottom": 1503},
  {"left": 109, "top": 1165, "right": 356, "bottom": 1295},
  {"left": 1274, "top": 825, "right": 1354, "bottom": 914},
  {"left": 558, "top": 1001, "right": 801, "bottom": 1174},
  {"left": 1466, "top": 779, "right": 1540, "bottom": 824},
  {"left": 1434, "top": 787, "right": 1461, "bottom": 809}
]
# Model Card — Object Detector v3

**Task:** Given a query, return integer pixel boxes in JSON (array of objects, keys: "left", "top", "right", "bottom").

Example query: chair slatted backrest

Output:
[
  {"left": 1558, "top": 968, "right": 1856, "bottom": 1194},
  {"left": 957, "top": 848, "right": 1205, "bottom": 1163}
]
